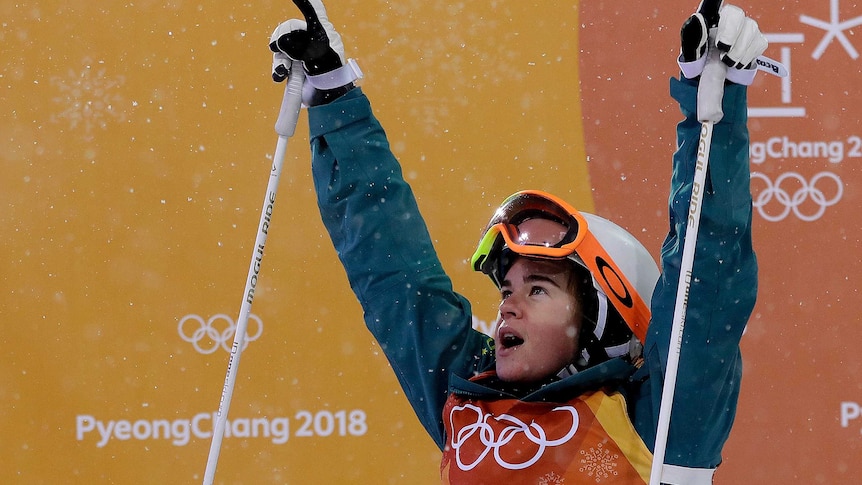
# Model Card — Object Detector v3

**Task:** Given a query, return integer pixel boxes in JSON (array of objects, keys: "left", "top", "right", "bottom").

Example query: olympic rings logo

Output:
[
  {"left": 751, "top": 171, "right": 843, "bottom": 222},
  {"left": 178, "top": 314, "right": 263, "bottom": 355},
  {"left": 449, "top": 403, "right": 579, "bottom": 471}
]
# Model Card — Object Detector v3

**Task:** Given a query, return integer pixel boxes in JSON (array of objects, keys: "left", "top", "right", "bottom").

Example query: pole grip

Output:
[
  {"left": 697, "top": 37, "right": 728, "bottom": 123},
  {"left": 696, "top": 0, "right": 727, "bottom": 123},
  {"left": 275, "top": 60, "right": 306, "bottom": 137}
]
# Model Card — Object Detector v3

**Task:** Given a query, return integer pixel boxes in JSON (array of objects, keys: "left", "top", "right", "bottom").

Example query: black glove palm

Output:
[{"left": 269, "top": 0, "right": 343, "bottom": 78}]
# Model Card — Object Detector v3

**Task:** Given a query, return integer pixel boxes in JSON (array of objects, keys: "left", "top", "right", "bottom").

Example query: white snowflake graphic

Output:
[
  {"left": 800, "top": 0, "right": 862, "bottom": 59},
  {"left": 538, "top": 471, "right": 566, "bottom": 485},
  {"left": 578, "top": 441, "right": 620, "bottom": 482},
  {"left": 50, "top": 58, "right": 127, "bottom": 140}
]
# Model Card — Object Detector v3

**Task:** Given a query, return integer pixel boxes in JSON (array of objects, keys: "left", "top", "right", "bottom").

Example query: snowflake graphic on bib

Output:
[{"left": 579, "top": 441, "right": 620, "bottom": 481}]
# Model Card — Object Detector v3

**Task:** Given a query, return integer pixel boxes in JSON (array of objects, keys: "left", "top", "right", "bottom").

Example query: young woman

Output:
[{"left": 270, "top": 0, "right": 765, "bottom": 482}]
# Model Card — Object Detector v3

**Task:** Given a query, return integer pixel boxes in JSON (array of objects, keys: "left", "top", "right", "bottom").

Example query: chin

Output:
[
  {"left": 497, "top": 359, "right": 561, "bottom": 383},
  {"left": 495, "top": 363, "right": 516, "bottom": 382},
  {"left": 495, "top": 362, "right": 532, "bottom": 383}
]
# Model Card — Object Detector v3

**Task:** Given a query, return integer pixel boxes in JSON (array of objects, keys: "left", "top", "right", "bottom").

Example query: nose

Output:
[{"left": 499, "top": 292, "right": 523, "bottom": 320}]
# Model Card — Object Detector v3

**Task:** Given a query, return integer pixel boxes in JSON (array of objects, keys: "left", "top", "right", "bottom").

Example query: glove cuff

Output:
[
  {"left": 678, "top": 54, "right": 758, "bottom": 86},
  {"left": 306, "top": 59, "right": 364, "bottom": 90},
  {"left": 678, "top": 54, "right": 707, "bottom": 80},
  {"left": 725, "top": 66, "right": 758, "bottom": 86}
]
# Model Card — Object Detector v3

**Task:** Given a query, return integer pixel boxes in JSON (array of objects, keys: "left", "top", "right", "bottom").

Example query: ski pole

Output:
[
  {"left": 202, "top": 61, "right": 305, "bottom": 485},
  {"left": 649, "top": 0, "right": 727, "bottom": 483}
]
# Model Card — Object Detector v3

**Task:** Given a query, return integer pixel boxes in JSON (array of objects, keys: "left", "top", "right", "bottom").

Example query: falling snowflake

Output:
[
  {"left": 50, "top": 57, "right": 127, "bottom": 140},
  {"left": 538, "top": 471, "right": 566, "bottom": 485},
  {"left": 357, "top": 0, "right": 539, "bottom": 134},
  {"left": 578, "top": 441, "right": 620, "bottom": 482}
]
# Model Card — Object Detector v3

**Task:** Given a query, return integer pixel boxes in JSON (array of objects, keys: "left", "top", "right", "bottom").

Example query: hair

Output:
[{"left": 565, "top": 262, "right": 599, "bottom": 354}]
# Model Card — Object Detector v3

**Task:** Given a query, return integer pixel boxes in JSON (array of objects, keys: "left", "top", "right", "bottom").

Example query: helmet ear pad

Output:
[
  {"left": 570, "top": 263, "right": 639, "bottom": 371},
  {"left": 572, "top": 264, "right": 602, "bottom": 368}
]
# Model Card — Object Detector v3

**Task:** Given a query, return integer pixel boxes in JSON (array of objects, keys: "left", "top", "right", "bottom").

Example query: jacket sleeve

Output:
[
  {"left": 634, "top": 77, "right": 758, "bottom": 469},
  {"left": 306, "top": 88, "right": 494, "bottom": 449}
]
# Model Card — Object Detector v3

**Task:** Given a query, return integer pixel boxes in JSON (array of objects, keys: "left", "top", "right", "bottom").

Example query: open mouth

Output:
[{"left": 498, "top": 331, "right": 525, "bottom": 350}]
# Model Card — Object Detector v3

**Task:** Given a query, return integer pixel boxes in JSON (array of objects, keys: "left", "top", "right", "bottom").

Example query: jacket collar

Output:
[{"left": 449, "top": 357, "right": 637, "bottom": 402}]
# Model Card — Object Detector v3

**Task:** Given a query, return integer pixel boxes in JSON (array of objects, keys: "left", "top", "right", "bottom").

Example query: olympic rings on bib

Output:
[
  {"left": 449, "top": 403, "right": 580, "bottom": 471},
  {"left": 751, "top": 171, "right": 843, "bottom": 222},
  {"left": 178, "top": 314, "right": 264, "bottom": 354}
]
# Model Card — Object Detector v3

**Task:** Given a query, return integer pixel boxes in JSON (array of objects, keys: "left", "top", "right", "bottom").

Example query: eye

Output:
[
  {"left": 529, "top": 285, "right": 548, "bottom": 296},
  {"left": 500, "top": 289, "right": 513, "bottom": 300}
]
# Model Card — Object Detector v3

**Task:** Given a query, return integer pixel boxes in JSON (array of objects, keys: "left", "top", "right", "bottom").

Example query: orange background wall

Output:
[
  {"left": 580, "top": 2, "right": 862, "bottom": 483},
  {"left": 2, "top": 1, "right": 860, "bottom": 483}
]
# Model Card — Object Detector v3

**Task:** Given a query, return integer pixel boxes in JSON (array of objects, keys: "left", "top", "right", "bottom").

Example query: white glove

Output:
[
  {"left": 716, "top": 5, "right": 769, "bottom": 70},
  {"left": 269, "top": 0, "right": 362, "bottom": 106},
  {"left": 678, "top": 4, "right": 768, "bottom": 85}
]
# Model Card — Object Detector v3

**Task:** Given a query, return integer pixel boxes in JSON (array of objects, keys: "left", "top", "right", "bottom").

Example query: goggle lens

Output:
[{"left": 471, "top": 191, "right": 586, "bottom": 270}]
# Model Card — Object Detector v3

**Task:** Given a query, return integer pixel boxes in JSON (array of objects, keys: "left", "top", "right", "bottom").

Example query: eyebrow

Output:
[{"left": 501, "top": 273, "right": 564, "bottom": 289}]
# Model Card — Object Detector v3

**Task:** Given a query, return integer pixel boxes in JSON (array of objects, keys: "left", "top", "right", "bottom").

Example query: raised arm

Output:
[
  {"left": 634, "top": 3, "right": 765, "bottom": 471},
  {"left": 269, "top": 0, "right": 494, "bottom": 449}
]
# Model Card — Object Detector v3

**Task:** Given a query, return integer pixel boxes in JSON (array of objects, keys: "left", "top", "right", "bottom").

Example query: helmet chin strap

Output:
[
  {"left": 593, "top": 287, "right": 610, "bottom": 340},
  {"left": 557, "top": 291, "right": 609, "bottom": 379},
  {"left": 557, "top": 293, "right": 609, "bottom": 379},
  {"left": 556, "top": 289, "right": 639, "bottom": 378},
  {"left": 556, "top": 363, "right": 579, "bottom": 379}
]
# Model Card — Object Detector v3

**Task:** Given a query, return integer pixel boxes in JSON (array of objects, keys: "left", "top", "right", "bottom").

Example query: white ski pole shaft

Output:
[
  {"left": 649, "top": 1, "right": 727, "bottom": 482},
  {"left": 203, "top": 61, "right": 305, "bottom": 485}
]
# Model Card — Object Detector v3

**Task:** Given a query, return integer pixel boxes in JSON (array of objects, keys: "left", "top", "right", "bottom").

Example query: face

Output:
[{"left": 494, "top": 256, "right": 582, "bottom": 383}]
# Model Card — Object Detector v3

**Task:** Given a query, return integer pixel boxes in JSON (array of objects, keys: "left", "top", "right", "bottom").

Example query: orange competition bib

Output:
[{"left": 441, "top": 390, "right": 652, "bottom": 484}]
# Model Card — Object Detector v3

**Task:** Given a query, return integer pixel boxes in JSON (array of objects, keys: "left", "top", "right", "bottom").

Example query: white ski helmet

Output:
[{"left": 471, "top": 190, "right": 660, "bottom": 371}]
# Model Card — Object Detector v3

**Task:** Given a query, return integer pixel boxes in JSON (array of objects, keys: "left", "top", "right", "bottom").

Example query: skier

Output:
[{"left": 269, "top": 0, "right": 765, "bottom": 482}]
